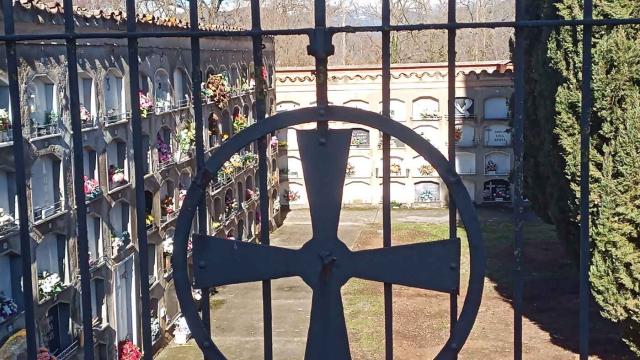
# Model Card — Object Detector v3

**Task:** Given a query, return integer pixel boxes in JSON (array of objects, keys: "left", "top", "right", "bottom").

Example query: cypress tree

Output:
[{"left": 523, "top": 0, "right": 640, "bottom": 354}]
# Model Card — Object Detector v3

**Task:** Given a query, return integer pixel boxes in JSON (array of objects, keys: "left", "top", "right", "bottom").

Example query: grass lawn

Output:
[{"left": 341, "top": 214, "right": 578, "bottom": 359}]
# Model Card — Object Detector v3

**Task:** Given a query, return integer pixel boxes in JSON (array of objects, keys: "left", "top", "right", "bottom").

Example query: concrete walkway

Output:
[{"left": 156, "top": 208, "right": 414, "bottom": 359}]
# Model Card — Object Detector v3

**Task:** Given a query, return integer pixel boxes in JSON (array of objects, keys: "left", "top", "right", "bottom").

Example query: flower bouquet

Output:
[
  {"left": 233, "top": 114, "right": 247, "bottom": 133},
  {"left": 151, "top": 317, "right": 160, "bottom": 340},
  {"left": 486, "top": 160, "right": 497, "bottom": 173},
  {"left": 145, "top": 214, "right": 155, "bottom": 230},
  {"left": 211, "top": 221, "right": 222, "bottom": 231},
  {"left": 173, "top": 317, "right": 192, "bottom": 344},
  {"left": 162, "top": 236, "right": 174, "bottom": 255},
  {"left": 84, "top": 176, "right": 102, "bottom": 201},
  {"left": 284, "top": 189, "right": 300, "bottom": 202},
  {"left": 156, "top": 134, "right": 172, "bottom": 164},
  {"left": 118, "top": 339, "right": 142, "bottom": 360},
  {"left": 241, "top": 153, "right": 258, "bottom": 167},
  {"left": 139, "top": 92, "right": 153, "bottom": 118},
  {"left": 390, "top": 163, "right": 402, "bottom": 175},
  {"left": 0, "top": 109, "right": 9, "bottom": 141},
  {"left": 38, "top": 272, "right": 63, "bottom": 300},
  {"left": 0, "top": 108, "right": 9, "bottom": 125},
  {"left": 80, "top": 104, "right": 92, "bottom": 124},
  {"left": 345, "top": 162, "right": 355, "bottom": 176},
  {"left": 109, "top": 167, "right": 126, "bottom": 186},
  {"left": 454, "top": 127, "right": 463, "bottom": 142},
  {"left": 222, "top": 160, "right": 235, "bottom": 175},
  {"left": 419, "top": 164, "right": 435, "bottom": 176},
  {"left": 204, "top": 74, "right": 230, "bottom": 109},
  {"left": 177, "top": 121, "right": 195, "bottom": 156},
  {"left": 0, "top": 294, "right": 18, "bottom": 323},
  {"left": 111, "top": 231, "right": 130, "bottom": 255},
  {"left": 161, "top": 196, "right": 175, "bottom": 217},
  {"left": 230, "top": 154, "right": 243, "bottom": 170}
]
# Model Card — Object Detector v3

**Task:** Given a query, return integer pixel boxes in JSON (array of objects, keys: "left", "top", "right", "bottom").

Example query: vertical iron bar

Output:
[
  {"left": 1, "top": 0, "right": 37, "bottom": 358},
  {"left": 447, "top": 0, "right": 459, "bottom": 348},
  {"left": 61, "top": 0, "right": 95, "bottom": 358},
  {"left": 189, "top": 0, "right": 211, "bottom": 337},
  {"left": 579, "top": 0, "right": 593, "bottom": 358},
  {"left": 512, "top": 0, "right": 526, "bottom": 358},
  {"left": 313, "top": 0, "right": 329, "bottom": 133},
  {"left": 381, "top": 0, "right": 392, "bottom": 359},
  {"left": 249, "top": 1, "right": 273, "bottom": 358},
  {"left": 124, "top": 0, "right": 153, "bottom": 355}
]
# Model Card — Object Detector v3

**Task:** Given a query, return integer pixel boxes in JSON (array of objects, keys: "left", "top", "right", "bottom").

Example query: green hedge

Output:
[{"left": 522, "top": 0, "right": 640, "bottom": 355}]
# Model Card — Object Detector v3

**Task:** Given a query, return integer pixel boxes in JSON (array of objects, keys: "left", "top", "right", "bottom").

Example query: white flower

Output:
[{"left": 162, "top": 236, "right": 174, "bottom": 255}]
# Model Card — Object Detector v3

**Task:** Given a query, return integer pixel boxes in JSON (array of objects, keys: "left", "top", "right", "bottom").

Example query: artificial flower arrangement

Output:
[
  {"left": 161, "top": 195, "right": 175, "bottom": 218},
  {"left": 211, "top": 221, "right": 222, "bottom": 231},
  {"left": 111, "top": 231, "right": 130, "bottom": 255},
  {"left": 0, "top": 208, "right": 15, "bottom": 233},
  {"left": 177, "top": 120, "right": 196, "bottom": 155},
  {"left": 156, "top": 134, "right": 172, "bottom": 164},
  {"left": 420, "top": 110, "right": 440, "bottom": 120},
  {"left": 454, "top": 127, "right": 463, "bottom": 142},
  {"left": 229, "top": 154, "right": 243, "bottom": 170},
  {"left": 173, "top": 316, "right": 192, "bottom": 344},
  {"left": 221, "top": 160, "right": 235, "bottom": 175},
  {"left": 224, "top": 198, "right": 238, "bottom": 216},
  {"left": 36, "top": 348, "right": 57, "bottom": 360},
  {"left": 109, "top": 166, "right": 127, "bottom": 186},
  {"left": 139, "top": 92, "right": 153, "bottom": 118},
  {"left": 233, "top": 114, "right": 248, "bottom": 133},
  {"left": 204, "top": 74, "right": 230, "bottom": 109},
  {"left": 0, "top": 108, "right": 9, "bottom": 124},
  {"left": 118, "top": 339, "right": 142, "bottom": 360},
  {"left": 38, "top": 272, "right": 64, "bottom": 300},
  {"left": 350, "top": 135, "right": 367, "bottom": 147},
  {"left": 241, "top": 153, "right": 258, "bottom": 167},
  {"left": 0, "top": 109, "right": 9, "bottom": 142},
  {"left": 486, "top": 160, "right": 497, "bottom": 173},
  {"left": 419, "top": 164, "right": 435, "bottom": 176},
  {"left": 151, "top": 317, "right": 160, "bottom": 340},
  {"left": 80, "top": 104, "right": 92, "bottom": 124},
  {"left": 145, "top": 214, "right": 155, "bottom": 230},
  {"left": 390, "top": 163, "right": 402, "bottom": 175},
  {"left": 345, "top": 162, "right": 355, "bottom": 176},
  {"left": 162, "top": 235, "right": 174, "bottom": 255},
  {"left": 84, "top": 176, "right": 102, "bottom": 201},
  {"left": 284, "top": 189, "right": 300, "bottom": 202},
  {"left": 0, "top": 293, "right": 18, "bottom": 323}
]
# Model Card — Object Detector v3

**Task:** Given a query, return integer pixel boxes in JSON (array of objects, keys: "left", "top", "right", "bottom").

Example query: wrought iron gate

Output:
[{"left": 1, "top": 0, "right": 639, "bottom": 358}]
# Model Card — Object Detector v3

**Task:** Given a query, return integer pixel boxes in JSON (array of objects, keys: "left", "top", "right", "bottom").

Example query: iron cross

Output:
[{"left": 192, "top": 128, "right": 460, "bottom": 360}]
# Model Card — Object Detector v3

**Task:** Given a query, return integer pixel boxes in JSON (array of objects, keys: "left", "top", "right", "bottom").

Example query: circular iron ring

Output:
[{"left": 173, "top": 105, "right": 485, "bottom": 359}]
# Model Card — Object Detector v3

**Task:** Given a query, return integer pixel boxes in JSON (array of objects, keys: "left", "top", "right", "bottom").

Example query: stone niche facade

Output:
[
  {"left": 0, "top": 2, "right": 280, "bottom": 358},
  {"left": 275, "top": 62, "right": 514, "bottom": 207}
]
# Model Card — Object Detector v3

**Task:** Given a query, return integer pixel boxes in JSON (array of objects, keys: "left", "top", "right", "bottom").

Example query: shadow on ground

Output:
[{"left": 477, "top": 206, "right": 634, "bottom": 359}]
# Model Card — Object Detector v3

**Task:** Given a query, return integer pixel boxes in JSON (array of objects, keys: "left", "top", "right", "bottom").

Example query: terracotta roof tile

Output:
[{"left": 15, "top": 0, "right": 241, "bottom": 31}]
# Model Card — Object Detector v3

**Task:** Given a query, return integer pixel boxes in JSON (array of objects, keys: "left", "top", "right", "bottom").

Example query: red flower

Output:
[{"left": 118, "top": 339, "right": 142, "bottom": 360}]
